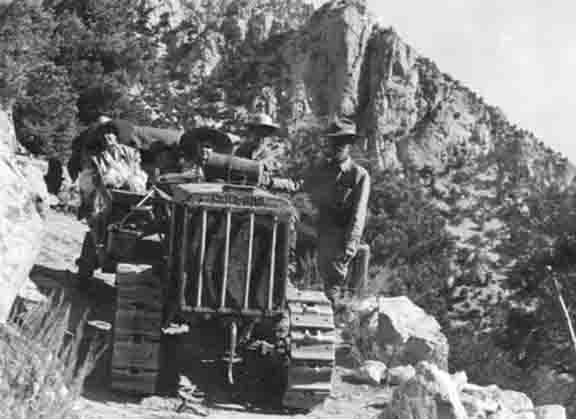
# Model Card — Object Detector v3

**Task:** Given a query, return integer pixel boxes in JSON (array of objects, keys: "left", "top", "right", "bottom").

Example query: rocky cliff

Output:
[
  {"left": 0, "top": 104, "right": 47, "bottom": 322},
  {"left": 4, "top": 0, "right": 576, "bottom": 413},
  {"left": 149, "top": 0, "right": 573, "bottom": 187},
  {"left": 142, "top": 0, "right": 575, "bottom": 325}
]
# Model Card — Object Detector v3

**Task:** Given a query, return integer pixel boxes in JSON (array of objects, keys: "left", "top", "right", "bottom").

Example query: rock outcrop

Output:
[
  {"left": 154, "top": 1, "right": 575, "bottom": 323},
  {"left": 277, "top": 0, "right": 574, "bottom": 187},
  {"left": 177, "top": 0, "right": 573, "bottom": 190},
  {"left": 352, "top": 296, "right": 449, "bottom": 370},
  {"left": 346, "top": 296, "right": 569, "bottom": 418},
  {"left": 381, "top": 361, "right": 467, "bottom": 419},
  {"left": 287, "top": 0, "right": 372, "bottom": 118},
  {"left": 140, "top": 0, "right": 190, "bottom": 28},
  {"left": 0, "top": 105, "right": 46, "bottom": 322}
]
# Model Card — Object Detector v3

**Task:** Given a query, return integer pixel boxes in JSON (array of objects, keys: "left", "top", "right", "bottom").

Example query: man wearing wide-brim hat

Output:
[
  {"left": 269, "top": 118, "right": 371, "bottom": 304},
  {"left": 234, "top": 112, "right": 281, "bottom": 170}
]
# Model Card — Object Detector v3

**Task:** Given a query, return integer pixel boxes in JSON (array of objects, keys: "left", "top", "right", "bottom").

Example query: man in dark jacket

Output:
[{"left": 269, "top": 118, "right": 371, "bottom": 303}]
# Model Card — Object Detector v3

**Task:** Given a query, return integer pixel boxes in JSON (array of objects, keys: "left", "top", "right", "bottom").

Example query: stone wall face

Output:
[{"left": 0, "top": 105, "right": 46, "bottom": 323}]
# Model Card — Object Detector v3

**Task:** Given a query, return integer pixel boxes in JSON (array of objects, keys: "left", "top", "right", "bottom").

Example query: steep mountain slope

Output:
[
  {"left": 147, "top": 0, "right": 574, "bottom": 187},
  {"left": 140, "top": 0, "right": 575, "bottom": 325}
]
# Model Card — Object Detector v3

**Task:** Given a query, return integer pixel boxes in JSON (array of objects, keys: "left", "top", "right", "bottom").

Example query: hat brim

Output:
[
  {"left": 324, "top": 132, "right": 359, "bottom": 141},
  {"left": 245, "top": 122, "right": 281, "bottom": 131}
]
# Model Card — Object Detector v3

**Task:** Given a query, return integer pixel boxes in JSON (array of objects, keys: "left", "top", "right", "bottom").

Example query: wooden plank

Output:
[
  {"left": 290, "top": 312, "right": 333, "bottom": 330},
  {"left": 286, "top": 289, "right": 330, "bottom": 305},
  {"left": 288, "top": 366, "right": 332, "bottom": 386},
  {"left": 288, "top": 302, "right": 333, "bottom": 315},
  {"left": 116, "top": 264, "right": 161, "bottom": 287},
  {"left": 117, "top": 282, "right": 162, "bottom": 294},
  {"left": 110, "top": 367, "right": 158, "bottom": 394},
  {"left": 112, "top": 339, "right": 161, "bottom": 370},
  {"left": 116, "top": 297, "right": 163, "bottom": 311},
  {"left": 114, "top": 328, "right": 161, "bottom": 341},
  {"left": 290, "top": 330, "right": 336, "bottom": 344},
  {"left": 286, "top": 382, "right": 332, "bottom": 393},
  {"left": 291, "top": 347, "right": 335, "bottom": 362},
  {"left": 114, "top": 308, "right": 162, "bottom": 334},
  {"left": 282, "top": 390, "right": 330, "bottom": 410},
  {"left": 291, "top": 342, "right": 334, "bottom": 357},
  {"left": 117, "top": 284, "right": 162, "bottom": 299},
  {"left": 113, "top": 331, "right": 161, "bottom": 342}
]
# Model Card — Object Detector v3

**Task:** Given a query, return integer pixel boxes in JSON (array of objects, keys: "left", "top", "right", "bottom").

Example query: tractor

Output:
[{"left": 77, "top": 151, "right": 368, "bottom": 410}]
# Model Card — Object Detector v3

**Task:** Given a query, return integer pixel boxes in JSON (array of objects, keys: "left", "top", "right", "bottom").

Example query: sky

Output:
[{"left": 314, "top": 0, "right": 576, "bottom": 162}]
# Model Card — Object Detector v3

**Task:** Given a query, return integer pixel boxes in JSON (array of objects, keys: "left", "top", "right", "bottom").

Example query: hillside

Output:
[
  {"left": 135, "top": 0, "right": 576, "bottom": 327},
  {"left": 3, "top": 0, "right": 576, "bottom": 414}
]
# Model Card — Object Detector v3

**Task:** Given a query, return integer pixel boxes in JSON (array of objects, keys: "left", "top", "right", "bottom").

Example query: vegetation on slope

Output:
[{"left": 1, "top": 295, "right": 106, "bottom": 419}]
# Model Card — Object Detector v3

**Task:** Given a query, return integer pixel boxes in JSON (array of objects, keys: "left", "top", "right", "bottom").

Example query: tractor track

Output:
[{"left": 30, "top": 210, "right": 390, "bottom": 419}]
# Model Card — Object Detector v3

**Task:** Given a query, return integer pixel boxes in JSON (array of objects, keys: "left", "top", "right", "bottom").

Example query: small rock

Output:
[
  {"left": 534, "top": 405, "right": 566, "bottom": 419},
  {"left": 387, "top": 361, "right": 467, "bottom": 419},
  {"left": 353, "top": 360, "right": 387, "bottom": 385},
  {"left": 387, "top": 365, "right": 415, "bottom": 386},
  {"left": 451, "top": 371, "right": 468, "bottom": 389}
]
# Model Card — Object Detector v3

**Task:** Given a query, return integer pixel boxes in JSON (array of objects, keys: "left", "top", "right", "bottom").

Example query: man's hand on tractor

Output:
[{"left": 340, "top": 240, "right": 358, "bottom": 265}]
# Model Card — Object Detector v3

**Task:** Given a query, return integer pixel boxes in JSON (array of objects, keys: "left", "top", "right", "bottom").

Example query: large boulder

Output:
[
  {"left": 352, "top": 296, "right": 449, "bottom": 370},
  {"left": 0, "top": 107, "right": 46, "bottom": 322}
]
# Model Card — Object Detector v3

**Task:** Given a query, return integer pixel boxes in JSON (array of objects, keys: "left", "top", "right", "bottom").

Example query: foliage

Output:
[
  {"left": 364, "top": 172, "right": 456, "bottom": 325},
  {"left": 0, "top": 0, "right": 56, "bottom": 103},
  {"left": 497, "top": 186, "right": 576, "bottom": 373},
  {"left": 14, "top": 63, "right": 78, "bottom": 158},
  {"left": 0, "top": 294, "right": 106, "bottom": 419},
  {"left": 50, "top": 0, "right": 159, "bottom": 125},
  {"left": 1, "top": 0, "right": 163, "bottom": 158}
]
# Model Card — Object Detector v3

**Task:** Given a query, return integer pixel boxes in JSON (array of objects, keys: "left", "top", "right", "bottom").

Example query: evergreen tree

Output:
[{"left": 0, "top": 0, "right": 77, "bottom": 158}]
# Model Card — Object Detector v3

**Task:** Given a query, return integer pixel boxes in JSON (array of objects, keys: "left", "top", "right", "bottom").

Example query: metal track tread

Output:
[
  {"left": 111, "top": 264, "right": 162, "bottom": 395},
  {"left": 282, "top": 289, "right": 335, "bottom": 411}
]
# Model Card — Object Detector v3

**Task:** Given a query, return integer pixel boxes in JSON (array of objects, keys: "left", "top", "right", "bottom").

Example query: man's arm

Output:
[{"left": 344, "top": 168, "right": 371, "bottom": 257}]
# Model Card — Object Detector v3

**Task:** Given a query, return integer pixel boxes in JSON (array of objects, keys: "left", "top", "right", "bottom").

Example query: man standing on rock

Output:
[{"left": 270, "top": 118, "right": 371, "bottom": 304}]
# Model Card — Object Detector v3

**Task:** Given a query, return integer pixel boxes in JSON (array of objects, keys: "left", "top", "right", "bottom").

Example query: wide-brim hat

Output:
[
  {"left": 323, "top": 118, "right": 358, "bottom": 141},
  {"left": 245, "top": 113, "right": 281, "bottom": 131}
]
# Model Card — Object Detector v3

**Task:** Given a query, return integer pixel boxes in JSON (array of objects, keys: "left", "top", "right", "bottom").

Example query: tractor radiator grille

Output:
[{"left": 170, "top": 204, "right": 289, "bottom": 314}]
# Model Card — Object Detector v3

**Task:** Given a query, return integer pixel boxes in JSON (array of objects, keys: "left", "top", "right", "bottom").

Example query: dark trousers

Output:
[{"left": 317, "top": 229, "right": 350, "bottom": 303}]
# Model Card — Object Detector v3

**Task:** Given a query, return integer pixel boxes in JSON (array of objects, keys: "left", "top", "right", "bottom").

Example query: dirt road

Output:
[{"left": 31, "top": 210, "right": 388, "bottom": 419}]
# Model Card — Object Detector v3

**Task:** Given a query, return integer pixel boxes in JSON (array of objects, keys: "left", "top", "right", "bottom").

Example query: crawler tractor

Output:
[{"left": 78, "top": 153, "right": 367, "bottom": 410}]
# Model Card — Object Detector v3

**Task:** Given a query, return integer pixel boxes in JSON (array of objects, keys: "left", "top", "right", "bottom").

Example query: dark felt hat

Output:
[{"left": 323, "top": 118, "right": 358, "bottom": 140}]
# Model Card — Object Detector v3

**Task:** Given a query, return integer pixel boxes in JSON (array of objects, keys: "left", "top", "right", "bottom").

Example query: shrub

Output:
[{"left": 0, "top": 294, "right": 106, "bottom": 419}]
